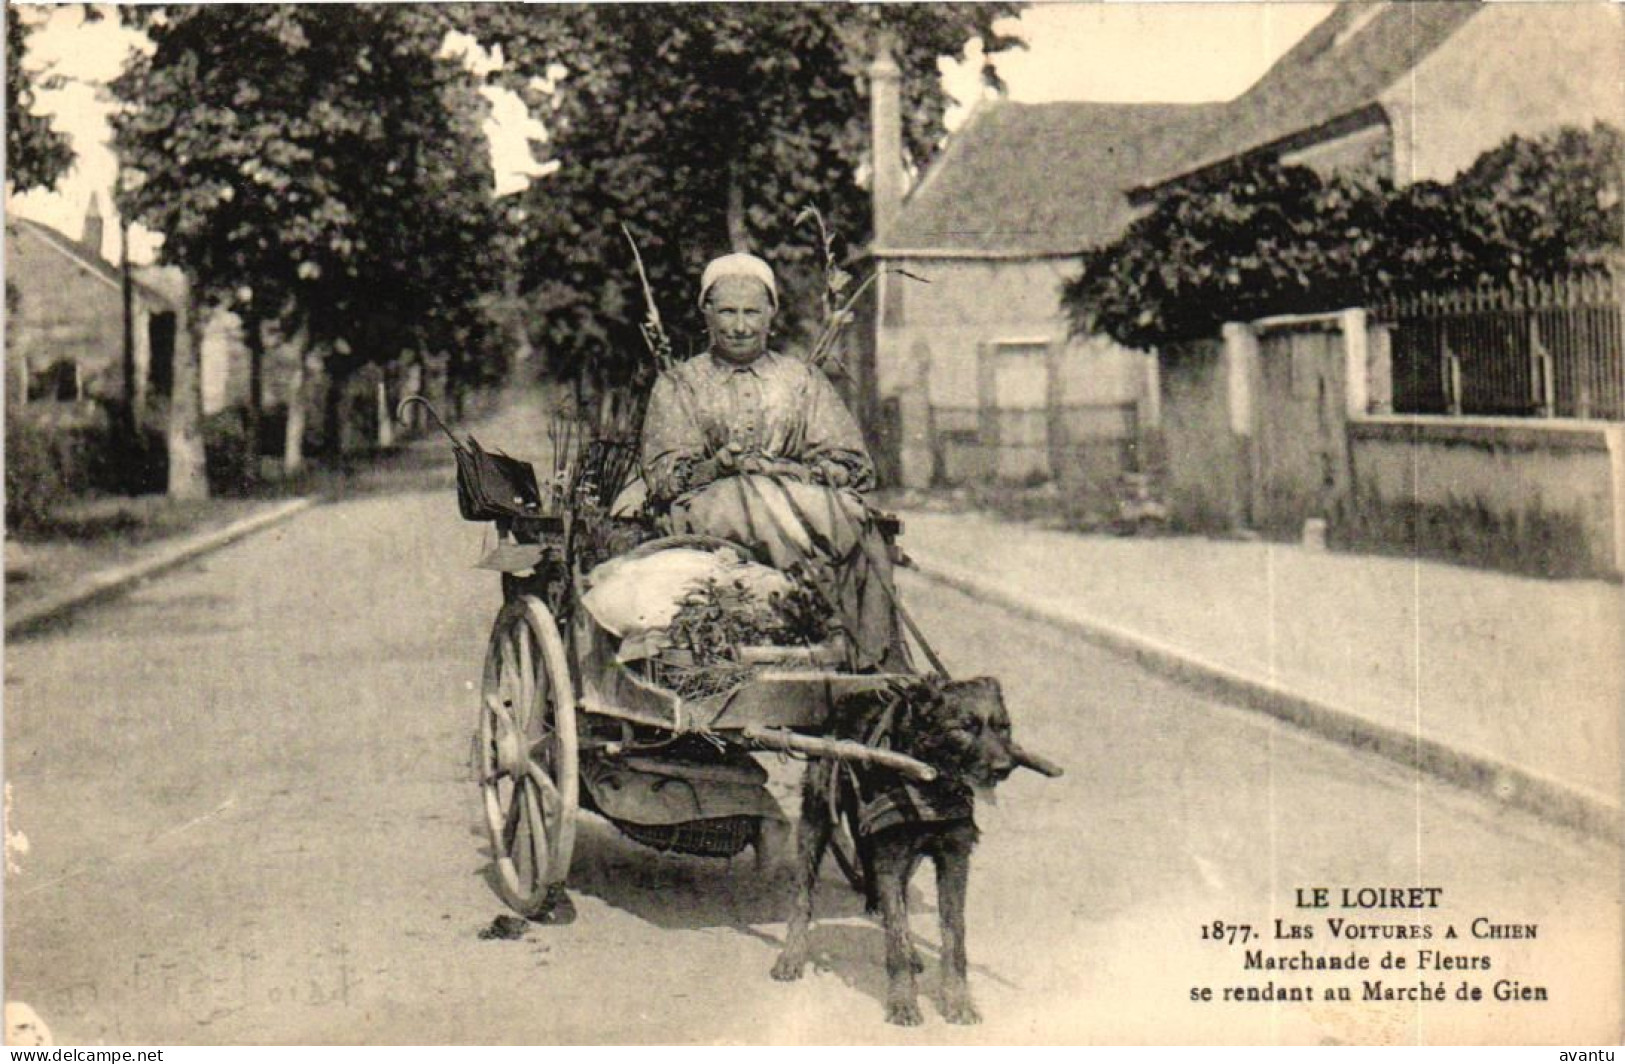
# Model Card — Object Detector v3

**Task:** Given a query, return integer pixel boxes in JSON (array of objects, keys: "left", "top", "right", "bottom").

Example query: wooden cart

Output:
[{"left": 465, "top": 461, "right": 925, "bottom": 920}]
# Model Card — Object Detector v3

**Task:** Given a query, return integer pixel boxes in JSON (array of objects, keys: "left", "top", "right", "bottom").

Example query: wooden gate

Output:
[{"left": 1252, "top": 324, "right": 1351, "bottom": 534}]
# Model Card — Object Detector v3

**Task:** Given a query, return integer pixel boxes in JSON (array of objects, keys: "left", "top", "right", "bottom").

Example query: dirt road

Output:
[{"left": 6, "top": 411, "right": 1617, "bottom": 1044}]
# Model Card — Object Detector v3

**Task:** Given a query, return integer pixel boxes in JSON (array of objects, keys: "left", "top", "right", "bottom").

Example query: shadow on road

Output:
[
  {"left": 469, "top": 814, "right": 877, "bottom": 931},
  {"left": 464, "top": 811, "right": 1012, "bottom": 1021}
]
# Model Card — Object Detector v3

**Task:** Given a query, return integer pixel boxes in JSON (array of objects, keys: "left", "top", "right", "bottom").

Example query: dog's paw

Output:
[
  {"left": 770, "top": 953, "right": 806, "bottom": 982},
  {"left": 940, "top": 996, "right": 982, "bottom": 1025},
  {"left": 885, "top": 1000, "right": 924, "bottom": 1027}
]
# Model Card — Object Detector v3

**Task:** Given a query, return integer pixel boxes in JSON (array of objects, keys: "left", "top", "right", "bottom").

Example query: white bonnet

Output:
[{"left": 698, "top": 252, "right": 777, "bottom": 309}]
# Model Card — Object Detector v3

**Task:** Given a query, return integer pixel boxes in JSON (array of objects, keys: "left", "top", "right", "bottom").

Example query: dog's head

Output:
[{"left": 883, "top": 676, "right": 1063, "bottom": 788}]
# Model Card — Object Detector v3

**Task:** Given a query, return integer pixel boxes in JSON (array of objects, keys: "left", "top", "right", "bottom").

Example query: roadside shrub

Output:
[
  {"left": 203, "top": 407, "right": 252, "bottom": 494},
  {"left": 5, "top": 404, "right": 110, "bottom": 531},
  {"left": 1065, "top": 123, "right": 1623, "bottom": 350},
  {"left": 259, "top": 404, "right": 288, "bottom": 457},
  {"left": 6, "top": 414, "right": 69, "bottom": 531},
  {"left": 98, "top": 423, "right": 167, "bottom": 495}
]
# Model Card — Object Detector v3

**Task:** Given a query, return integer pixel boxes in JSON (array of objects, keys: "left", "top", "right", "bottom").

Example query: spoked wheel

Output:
[{"left": 479, "top": 597, "right": 579, "bottom": 918}]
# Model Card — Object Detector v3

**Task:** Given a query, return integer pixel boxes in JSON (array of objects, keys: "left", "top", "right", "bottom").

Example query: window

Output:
[
  {"left": 148, "top": 311, "right": 176, "bottom": 398},
  {"left": 991, "top": 343, "right": 1050, "bottom": 411},
  {"left": 27, "top": 358, "right": 81, "bottom": 402}
]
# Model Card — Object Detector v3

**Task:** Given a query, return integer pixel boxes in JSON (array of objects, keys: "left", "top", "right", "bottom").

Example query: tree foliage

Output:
[
  {"left": 1452, "top": 123, "right": 1624, "bottom": 275},
  {"left": 1064, "top": 123, "right": 1624, "bottom": 351},
  {"left": 109, "top": 5, "right": 508, "bottom": 384},
  {"left": 6, "top": 5, "right": 73, "bottom": 194},
  {"left": 462, "top": 4, "right": 1021, "bottom": 381}
]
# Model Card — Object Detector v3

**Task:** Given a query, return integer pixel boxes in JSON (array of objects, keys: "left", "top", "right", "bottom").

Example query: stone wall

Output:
[
  {"left": 1345, "top": 416, "right": 1625, "bottom": 579},
  {"left": 1157, "top": 337, "right": 1248, "bottom": 531}
]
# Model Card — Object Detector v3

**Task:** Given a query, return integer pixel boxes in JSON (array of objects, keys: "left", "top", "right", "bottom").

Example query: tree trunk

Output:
[
  {"left": 323, "top": 360, "right": 354, "bottom": 459},
  {"left": 283, "top": 340, "right": 312, "bottom": 476},
  {"left": 243, "top": 314, "right": 264, "bottom": 486},
  {"left": 405, "top": 356, "right": 425, "bottom": 432},
  {"left": 166, "top": 288, "right": 209, "bottom": 500},
  {"left": 727, "top": 158, "right": 749, "bottom": 252},
  {"left": 418, "top": 348, "right": 435, "bottom": 415},
  {"left": 448, "top": 352, "right": 466, "bottom": 420},
  {"left": 376, "top": 366, "right": 395, "bottom": 449},
  {"left": 120, "top": 219, "right": 137, "bottom": 447}
]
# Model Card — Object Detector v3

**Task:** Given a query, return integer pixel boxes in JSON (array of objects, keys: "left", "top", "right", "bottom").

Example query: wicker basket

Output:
[{"left": 612, "top": 815, "right": 760, "bottom": 859}]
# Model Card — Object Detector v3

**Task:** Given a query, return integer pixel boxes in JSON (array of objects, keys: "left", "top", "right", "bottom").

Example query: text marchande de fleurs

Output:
[{"left": 1189, "top": 886, "right": 1547, "bottom": 1005}]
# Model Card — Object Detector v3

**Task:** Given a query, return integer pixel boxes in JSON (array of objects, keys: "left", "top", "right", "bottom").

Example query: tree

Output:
[
  {"left": 5, "top": 5, "right": 72, "bottom": 195},
  {"left": 1451, "top": 122, "right": 1624, "bottom": 275},
  {"left": 1063, "top": 160, "right": 1387, "bottom": 350},
  {"left": 110, "top": 5, "right": 507, "bottom": 480},
  {"left": 462, "top": 4, "right": 1020, "bottom": 383},
  {"left": 1063, "top": 123, "right": 1624, "bottom": 351}
]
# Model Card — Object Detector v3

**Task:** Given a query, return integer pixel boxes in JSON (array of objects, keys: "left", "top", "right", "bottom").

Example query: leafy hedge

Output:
[
  {"left": 3, "top": 406, "right": 166, "bottom": 531},
  {"left": 1063, "top": 123, "right": 1623, "bottom": 351},
  {"left": 5, "top": 404, "right": 263, "bottom": 531},
  {"left": 5, "top": 410, "right": 94, "bottom": 531}
]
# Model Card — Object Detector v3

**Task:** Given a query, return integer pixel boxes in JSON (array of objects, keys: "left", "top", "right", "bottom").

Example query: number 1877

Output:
[{"left": 1200, "top": 921, "right": 1253, "bottom": 945}]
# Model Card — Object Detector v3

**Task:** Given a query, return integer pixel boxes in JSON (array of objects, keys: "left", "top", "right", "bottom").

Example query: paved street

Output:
[{"left": 4, "top": 428, "right": 1619, "bottom": 1045}]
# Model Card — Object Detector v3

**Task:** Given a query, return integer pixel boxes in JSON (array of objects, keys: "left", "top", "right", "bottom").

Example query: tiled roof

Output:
[
  {"left": 878, "top": 98, "right": 1226, "bottom": 256},
  {"left": 881, "top": 3, "right": 1485, "bottom": 256},
  {"left": 7, "top": 215, "right": 177, "bottom": 309},
  {"left": 1136, "top": 1, "right": 1484, "bottom": 191}
]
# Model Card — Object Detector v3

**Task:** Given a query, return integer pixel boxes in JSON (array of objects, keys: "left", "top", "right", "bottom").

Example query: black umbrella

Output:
[{"left": 397, "top": 395, "right": 542, "bottom": 522}]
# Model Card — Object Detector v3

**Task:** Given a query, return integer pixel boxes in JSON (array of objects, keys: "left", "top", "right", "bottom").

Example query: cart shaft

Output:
[{"left": 742, "top": 726, "right": 937, "bottom": 782}]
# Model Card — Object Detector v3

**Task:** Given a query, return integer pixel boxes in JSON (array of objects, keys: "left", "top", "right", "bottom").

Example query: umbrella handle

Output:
[{"left": 396, "top": 395, "right": 464, "bottom": 450}]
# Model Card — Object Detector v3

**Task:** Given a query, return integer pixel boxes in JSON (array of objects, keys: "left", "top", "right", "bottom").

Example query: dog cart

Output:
[{"left": 406, "top": 397, "right": 934, "bottom": 920}]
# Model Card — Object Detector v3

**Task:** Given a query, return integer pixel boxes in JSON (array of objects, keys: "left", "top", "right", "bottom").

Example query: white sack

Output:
[{"left": 581, "top": 547, "right": 791, "bottom": 640}]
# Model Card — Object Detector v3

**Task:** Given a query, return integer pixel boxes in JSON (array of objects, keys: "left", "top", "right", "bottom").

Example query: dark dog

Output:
[{"left": 770, "top": 676, "right": 1061, "bottom": 1026}]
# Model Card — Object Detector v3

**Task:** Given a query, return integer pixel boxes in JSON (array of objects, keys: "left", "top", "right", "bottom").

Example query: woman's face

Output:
[{"left": 703, "top": 276, "right": 775, "bottom": 365}]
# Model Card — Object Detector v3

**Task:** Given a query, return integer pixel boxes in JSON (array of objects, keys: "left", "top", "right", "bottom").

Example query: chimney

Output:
[
  {"left": 868, "top": 34, "right": 903, "bottom": 246},
  {"left": 82, "top": 193, "right": 105, "bottom": 259}
]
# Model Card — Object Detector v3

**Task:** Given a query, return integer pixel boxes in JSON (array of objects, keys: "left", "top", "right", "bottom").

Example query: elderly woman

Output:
[{"left": 639, "top": 253, "right": 906, "bottom": 671}]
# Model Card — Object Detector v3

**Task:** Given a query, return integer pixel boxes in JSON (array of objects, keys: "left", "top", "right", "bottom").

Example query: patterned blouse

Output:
[{"left": 640, "top": 351, "right": 875, "bottom": 504}]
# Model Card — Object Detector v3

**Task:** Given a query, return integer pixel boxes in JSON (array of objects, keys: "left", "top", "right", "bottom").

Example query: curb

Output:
[
  {"left": 6, "top": 497, "right": 318, "bottom": 638},
  {"left": 906, "top": 554, "right": 1621, "bottom": 845}
]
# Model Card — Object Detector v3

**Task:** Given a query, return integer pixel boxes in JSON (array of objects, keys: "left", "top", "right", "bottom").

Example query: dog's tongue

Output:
[{"left": 973, "top": 784, "right": 998, "bottom": 807}]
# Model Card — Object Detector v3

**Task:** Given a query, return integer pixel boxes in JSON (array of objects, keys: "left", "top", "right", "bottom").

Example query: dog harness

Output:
[
  {"left": 853, "top": 776, "right": 975, "bottom": 837},
  {"left": 835, "top": 690, "right": 975, "bottom": 836}
]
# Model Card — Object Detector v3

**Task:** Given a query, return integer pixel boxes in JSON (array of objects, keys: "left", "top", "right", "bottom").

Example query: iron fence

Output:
[{"left": 1375, "top": 269, "right": 1624, "bottom": 421}]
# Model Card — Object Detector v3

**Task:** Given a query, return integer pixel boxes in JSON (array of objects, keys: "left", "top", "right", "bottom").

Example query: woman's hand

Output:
[
  {"left": 739, "top": 454, "right": 810, "bottom": 481},
  {"left": 709, "top": 443, "right": 810, "bottom": 481},
  {"left": 810, "top": 460, "right": 854, "bottom": 488}
]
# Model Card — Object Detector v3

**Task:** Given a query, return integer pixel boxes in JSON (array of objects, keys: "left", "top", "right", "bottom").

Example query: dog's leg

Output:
[
  {"left": 934, "top": 831, "right": 980, "bottom": 1025},
  {"left": 873, "top": 841, "right": 923, "bottom": 1026},
  {"left": 903, "top": 852, "right": 927, "bottom": 973},
  {"left": 754, "top": 816, "right": 790, "bottom": 877},
  {"left": 859, "top": 842, "right": 878, "bottom": 915},
  {"left": 772, "top": 764, "right": 835, "bottom": 982}
]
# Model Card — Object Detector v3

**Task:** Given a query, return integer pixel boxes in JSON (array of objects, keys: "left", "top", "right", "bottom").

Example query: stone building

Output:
[
  {"left": 5, "top": 198, "right": 177, "bottom": 411},
  {"left": 6, "top": 198, "right": 251, "bottom": 419},
  {"left": 1132, "top": 2, "right": 1623, "bottom": 196}
]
